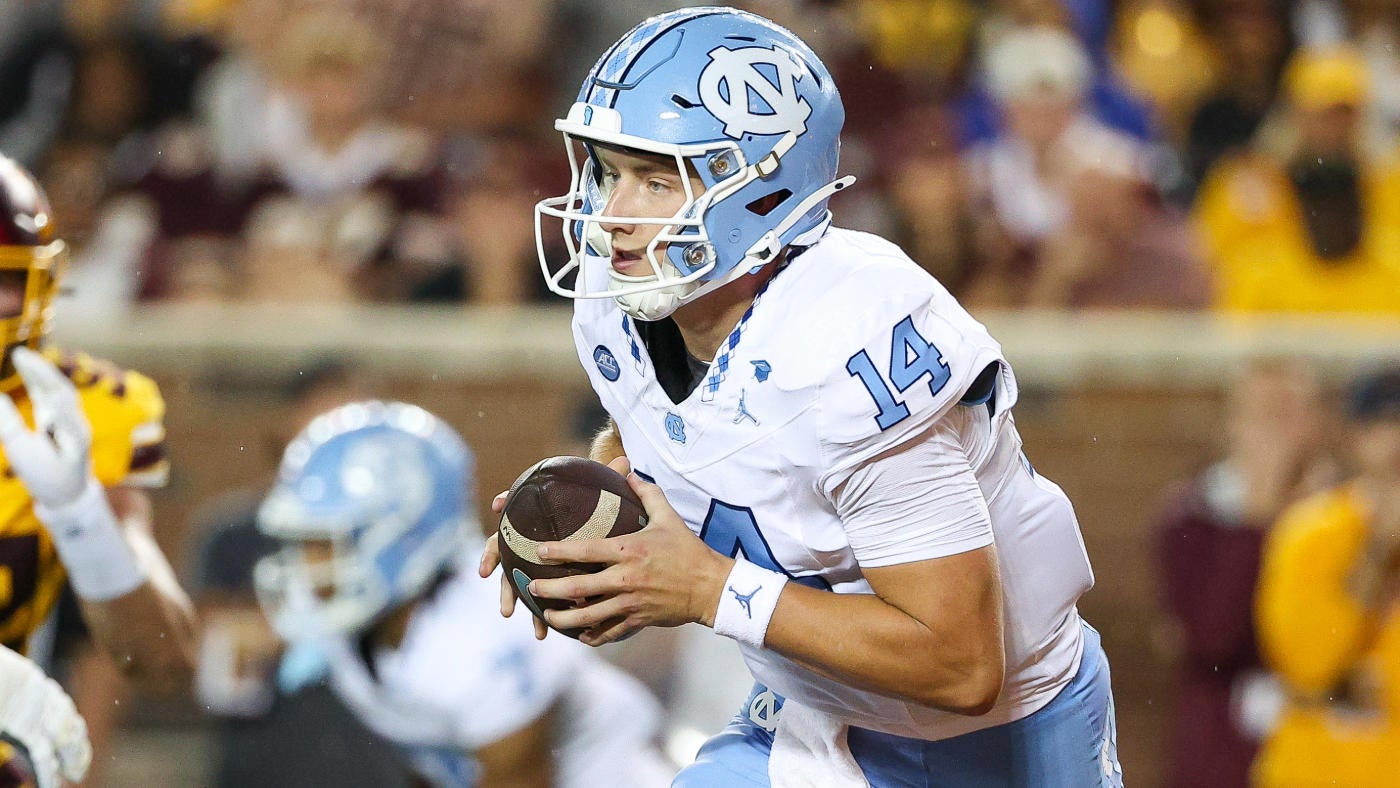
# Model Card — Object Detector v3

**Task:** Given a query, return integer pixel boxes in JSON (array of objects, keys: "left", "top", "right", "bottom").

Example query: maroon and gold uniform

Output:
[{"left": 0, "top": 348, "right": 167, "bottom": 652}]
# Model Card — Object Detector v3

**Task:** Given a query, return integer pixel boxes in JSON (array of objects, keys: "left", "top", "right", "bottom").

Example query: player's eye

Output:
[{"left": 646, "top": 178, "right": 673, "bottom": 194}]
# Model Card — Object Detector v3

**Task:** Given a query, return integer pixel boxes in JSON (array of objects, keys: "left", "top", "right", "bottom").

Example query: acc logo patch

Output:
[
  {"left": 699, "top": 45, "right": 812, "bottom": 139},
  {"left": 593, "top": 345, "right": 621, "bottom": 381}
]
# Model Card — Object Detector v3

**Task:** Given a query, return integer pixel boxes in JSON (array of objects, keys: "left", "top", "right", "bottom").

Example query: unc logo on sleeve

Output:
[
  {"left": 698, "top": 45, "right": 812, "bottom": 139},
  {"left": 593, "top": 345, "right": 621, "bottom": 381}
]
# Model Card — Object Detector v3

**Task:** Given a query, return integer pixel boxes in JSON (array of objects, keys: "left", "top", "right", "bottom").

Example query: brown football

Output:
[{"left": 497, "top": 456, "right": 648, "bottom": 638}]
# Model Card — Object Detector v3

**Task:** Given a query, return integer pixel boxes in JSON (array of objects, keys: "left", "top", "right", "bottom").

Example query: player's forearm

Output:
[
  {"left": 80, "top": 582, "right": 196, "bottom": 693},
  {"left": 587, "top": 418, "right": 625, "bottom": 464},
  {"left": 479, "top": 766, "right": 551, "bottom": 788},
  {"left": 74, "top": 490, "right": 198, "bottom": 692},
  {"left": 476, "top": 708, "right": 555, "bottom": 788},
  {"left": 761, "top": 577, "right": 1005, "bottom": 715}
]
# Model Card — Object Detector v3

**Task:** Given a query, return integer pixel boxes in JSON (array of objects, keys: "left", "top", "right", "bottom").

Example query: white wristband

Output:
[
  {"left": 35, "top": 478, "right": 146, "bottom": 601},
  {"left": 712, "top": 558, "right": 788, "bottom": 649}
]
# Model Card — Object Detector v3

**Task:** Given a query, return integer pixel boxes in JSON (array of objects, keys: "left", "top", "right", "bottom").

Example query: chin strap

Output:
[{"left": 742, "top": 175, "right": 856, "bottom": 265}]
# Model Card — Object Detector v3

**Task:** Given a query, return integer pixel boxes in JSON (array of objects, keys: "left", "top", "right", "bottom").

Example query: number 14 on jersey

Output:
[{"left": 846, "top": 315, "right": 951, "bottom": 430}]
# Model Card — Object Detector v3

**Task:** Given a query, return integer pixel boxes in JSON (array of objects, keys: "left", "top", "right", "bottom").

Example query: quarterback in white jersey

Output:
[
  {"left": 256, "top": 401, "right": 673, "bottom": 788},
  {"left": 486, "top": 6, "right": 1125, "bottom": 787}
]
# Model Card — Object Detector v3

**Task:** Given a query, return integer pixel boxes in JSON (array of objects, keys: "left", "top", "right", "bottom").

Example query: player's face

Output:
[
  {"left": 593, "top": 145, "right": 706, "bottom": 277},
  {"left": 298, "top": 538, "right": 339, "bottom": 601}
]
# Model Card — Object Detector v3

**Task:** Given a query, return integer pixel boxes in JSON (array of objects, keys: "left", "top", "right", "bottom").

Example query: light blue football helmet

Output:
[
  {"left": 254, "top": 401, "right": 478, "bottom": 639},
  {"left": 534, "top": 7, "right": 854, "bottom": 320}
]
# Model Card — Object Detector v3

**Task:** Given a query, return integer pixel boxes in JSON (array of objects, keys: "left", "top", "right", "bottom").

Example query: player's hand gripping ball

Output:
[{"left": 497, "top": 457, "right": 648, "bottom": 638}]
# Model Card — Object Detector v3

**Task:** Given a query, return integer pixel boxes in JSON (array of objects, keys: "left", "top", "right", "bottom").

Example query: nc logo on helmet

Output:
[{"left": 698, "top": 45, "right": 812, "bottom": 139}]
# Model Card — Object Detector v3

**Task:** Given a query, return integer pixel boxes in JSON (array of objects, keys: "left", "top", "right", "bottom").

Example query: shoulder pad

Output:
[{"left": 46, "top": 348, "right": 169, "bottom": 488}]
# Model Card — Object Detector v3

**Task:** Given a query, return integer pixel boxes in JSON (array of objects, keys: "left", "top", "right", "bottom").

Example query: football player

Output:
[
  {"left": 0, "top": 643, "right": 89, "bottom": 788},
  {"left": 482, "top": 8, "right": 1123, "bottom": 786},
  {"left": 254, "top": 401, "right": 674, "bottom": 788},
  {"left": 0, "top": 154, "right": 195, "bottom": 784}
]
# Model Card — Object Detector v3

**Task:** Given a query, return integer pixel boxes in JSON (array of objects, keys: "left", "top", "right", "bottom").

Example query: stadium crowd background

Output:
[{"left": 4, "top": 0, "right": 1400, "bottom": 785}]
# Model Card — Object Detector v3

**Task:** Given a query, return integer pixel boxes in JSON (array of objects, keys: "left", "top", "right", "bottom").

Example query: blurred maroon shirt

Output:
[{"left": 1155, "top": 471, "right": 1267, "bottom": 788}]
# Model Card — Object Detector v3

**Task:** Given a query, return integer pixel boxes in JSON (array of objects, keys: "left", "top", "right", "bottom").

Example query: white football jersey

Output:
[
  {"left": 573, "top": 227, "right": 1096, "bottom": 741},
  {"left": 320, "top": 568, "right": 672, "bottom": 788}
]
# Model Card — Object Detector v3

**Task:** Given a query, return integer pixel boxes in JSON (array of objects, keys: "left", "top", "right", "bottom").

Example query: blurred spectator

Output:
[
  {"left": 124, "top": 0, "right": 294, "bottom": 303},
  {"left": 830, "top": 0, "right": 979, "bottom": 143},
  {"left": 379, "top": 0, "right": 562, "bottom": 135},
  {"left": 1155, "top": 359, "right": 1338, "bottom": 788},
  {"left": 960, "top": 0, "right": 1158, "bottom": 145},
  {"left": 822, "top": 1, "right": 979, "bottom": 240},
  {"left": 38, "top": 138, "right": 156, "bottom": 322},
  {"left": 440, "top": 135, "right": 561, "bottom": 305},
  {"left": 184, "top": 0, "right": 287, "bottom": 186},
  {"left": 884, "top": 106, "right": 978, "bottom": 291},
  {"left": 848, "top": 0, "right": 978, "bottom": 86},
  {"left": 1325, "top": 0, "right": 1400, "bottom": 159},
  {"left": 1253, "top": 366, "right": 1400, "bottom": 788},
  {"left": 1030, "top": 162, "right": 1210, "bottom": 307},
  {"left": 1193, "top": 46, "right": 1400, "bottom": 313},
  {"left": 183, "top": 360, "right": 412, "bottom": 788},
  {"left": 960, "top": 26, "right": 1206, "bottom": 308},
  {"left": 233, "top": 9, "right": 453, "bottom": 303},
  {"left": 180, "top": 0, "right": 566, "bottom": 136},
  {"left": 1183, "top": 0, "right": 1294, "bottom": 190},
  {"left": 0, "top": 0, "right": 215, "bottom": 169},
  {"left": 1110, "top": 0, "right": 1218, "bottom": 145}
]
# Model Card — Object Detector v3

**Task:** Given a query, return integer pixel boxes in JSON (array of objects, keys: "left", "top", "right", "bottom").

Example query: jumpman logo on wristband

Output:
[{"left": 729, "top": 584, "right": 760, "bottom": 618}]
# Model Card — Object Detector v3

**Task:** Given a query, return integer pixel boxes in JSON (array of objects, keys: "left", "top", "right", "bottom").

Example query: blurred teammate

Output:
[
  {"left": 0, "top": 154, "right": 195, "bottom": 784},
  {"left": 255, "top": 401, "right": 673, "bottom": 788},
  {"left": 483, "top": 7, "right": 1120, "bottom": 786}
]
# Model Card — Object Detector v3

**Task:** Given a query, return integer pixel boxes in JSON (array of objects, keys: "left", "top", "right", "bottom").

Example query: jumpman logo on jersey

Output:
[
  {"left": 733, "top": 388, "right": 759, "bottom": 426},
  {"left": 728, "top": 584, "right": 760, "bottom": 618}
]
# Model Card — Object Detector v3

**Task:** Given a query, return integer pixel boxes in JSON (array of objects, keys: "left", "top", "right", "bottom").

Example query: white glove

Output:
[
  {"left": 0, "top": 347, "right": 93, "bottom": 509},
  {"left": 0, "top": 646, "right": 91, "bottom": 788},
  {"left": 0, "top": 347, "right": 146, "bottom": 601}
]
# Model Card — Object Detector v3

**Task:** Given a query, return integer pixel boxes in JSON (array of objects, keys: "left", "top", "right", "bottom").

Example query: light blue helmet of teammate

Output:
[
  {"left": 253, "top": 401, "right": 477, "bottom": 639},
  {"left": 534, "top": 6, "right": 853, "bottom": 321}
]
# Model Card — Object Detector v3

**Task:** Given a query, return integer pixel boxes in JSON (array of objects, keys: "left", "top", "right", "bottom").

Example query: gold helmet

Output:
[{"left": 0, "top": 155, "right": 67, "bottom": 392}]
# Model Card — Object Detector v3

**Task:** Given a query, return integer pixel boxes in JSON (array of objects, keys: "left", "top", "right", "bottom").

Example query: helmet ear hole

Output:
[{"left": 745, "top": 189, "right": 792, "bottom": 217}]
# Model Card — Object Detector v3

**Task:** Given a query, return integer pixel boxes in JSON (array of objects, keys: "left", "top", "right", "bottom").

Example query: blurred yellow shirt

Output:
[
  {"left": 0, "top": 348, "right": 168, "bottom": 651},
  {"left": 1254, "top": 485, "right": 1400, "bottom": 787},
  {"left": 1194, "top": 153, "right": 1400, "bottom": 314}
]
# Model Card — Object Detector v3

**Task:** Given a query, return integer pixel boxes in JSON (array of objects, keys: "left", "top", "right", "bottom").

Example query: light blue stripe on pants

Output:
[{"left": 674, "top": 622, "right": 1122, "bottom": 788}]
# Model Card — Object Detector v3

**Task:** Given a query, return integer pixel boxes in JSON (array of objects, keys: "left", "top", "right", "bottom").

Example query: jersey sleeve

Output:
[
  {"left": 50, "top": 349, "right": 169, "bottom": 489},
  {"left": 451, "top": 609, "right": 587, "bottom": 748},
  {"left": 814, "top": 276, "right": 1005, "bottom": 464},
  {"left": 812, "top": 270, "right": 1005, "bottom": 563},
  {"left": 826, "top": 411, "right": 995, "bottom": 568}
]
